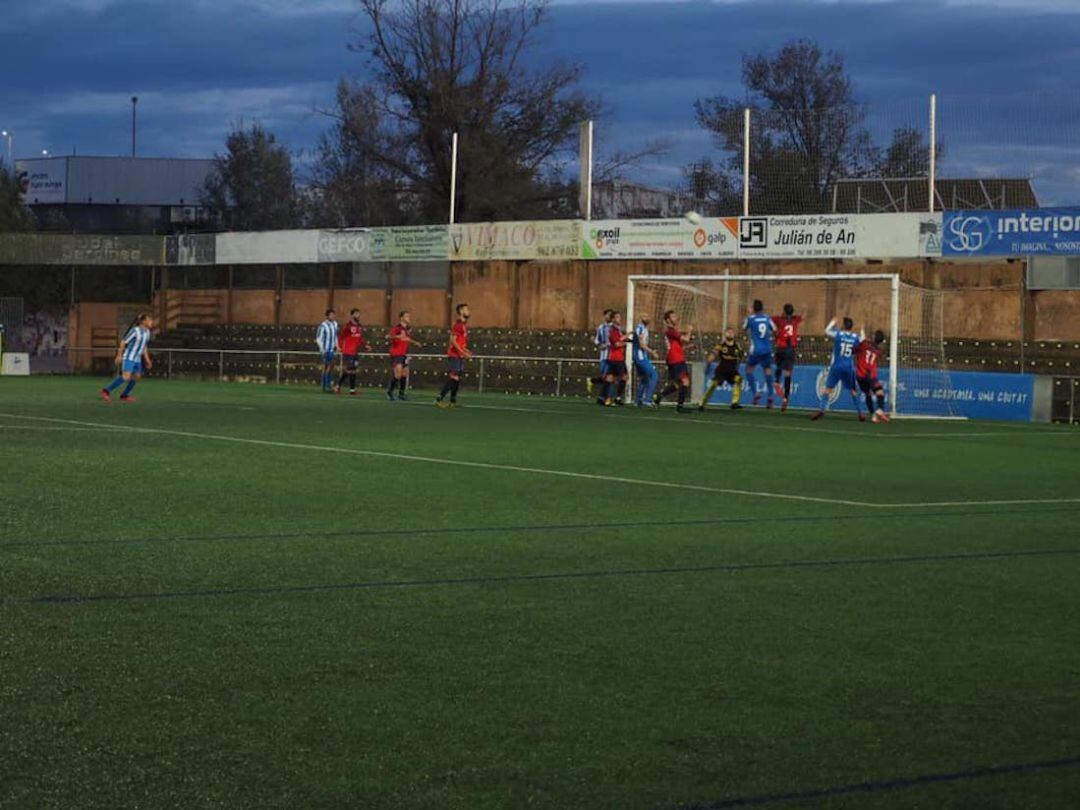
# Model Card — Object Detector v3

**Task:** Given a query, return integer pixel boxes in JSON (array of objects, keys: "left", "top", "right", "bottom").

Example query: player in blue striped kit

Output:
[
  {"left": 632, "top": 314, "right": 660, "bottom": 407},
  {"left": 742, "top": 300, "right": 778, "bottom": 407},
  {"left": 100, "top": 313, "right": 153, "bottom": 402},
  {"left": 315, "top": 309, "right": 339, "bottom": 393},
  {"left": 811, "top": 316, "right": 866, "bottom": 421},
  {"left": 586, "top": 309, "right": 614, "bottom": 403}
]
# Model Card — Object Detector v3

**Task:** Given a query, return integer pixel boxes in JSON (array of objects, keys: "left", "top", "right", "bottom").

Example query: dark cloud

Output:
[{"left": 1, "top": 0, "right": 1079, "bottom": 202}]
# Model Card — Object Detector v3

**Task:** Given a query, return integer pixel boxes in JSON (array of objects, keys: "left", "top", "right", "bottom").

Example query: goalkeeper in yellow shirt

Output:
[{"left": 699, "top": 327, "right": 745, "bottom": 411}]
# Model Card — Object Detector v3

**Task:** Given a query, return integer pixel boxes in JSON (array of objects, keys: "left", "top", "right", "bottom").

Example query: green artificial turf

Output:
[{"left": 1, "top": 376, "right": 1078, "bottom": 809}]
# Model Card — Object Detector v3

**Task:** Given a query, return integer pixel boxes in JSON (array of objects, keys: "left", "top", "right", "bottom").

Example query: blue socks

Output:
[
  {"left": 121, "top": 380, "right": 136, "bottom": 398},
  {"left": 104, "top": 376, "right": 124, "bottom": 393}
]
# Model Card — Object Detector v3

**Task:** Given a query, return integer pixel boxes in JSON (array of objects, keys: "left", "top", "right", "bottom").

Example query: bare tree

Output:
[
  {"left": 308, "top": 80, "right": 414, "bottom": 227},
  {"left": 319, "top": 0, "right": 600, "bottom": 223}
]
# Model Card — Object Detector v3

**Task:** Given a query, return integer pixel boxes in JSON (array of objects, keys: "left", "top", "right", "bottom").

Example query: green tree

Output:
[
  {"left": 202, "top": 124, "right": 299, "bottom": 231},
  {"left": 873, "top": 125, "right": 939, "bottom": 178},
  {"left": 0, "top": 160, "right": 34, "bottom": 232},
  {"left": 691, "top": 39, "right": 878, "bottom": 214}
]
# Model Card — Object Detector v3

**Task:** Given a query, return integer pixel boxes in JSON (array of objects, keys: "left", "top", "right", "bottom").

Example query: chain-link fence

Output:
[{"left": 597, "top": 92, "right": 1080, "bottom": 218}]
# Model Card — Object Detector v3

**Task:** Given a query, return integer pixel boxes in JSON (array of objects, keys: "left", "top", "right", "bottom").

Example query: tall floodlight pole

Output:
[
  {"left": 579, "top": 120, "right": 593, "bottom": 220},
  {"left": 449, "top": 131, "right": 458, "bottom": 224},
  {"left": 131, "top": 96, "right": 138, "bottom": 158},
  {"left": 0, "top": 131, "right": 11, "bottom": 165},
  {"left": 743, "top": 108, "right": 751, "bottom": 217},
  {"left": 928, "top": 93, "right": 937, "bottom": 212}
]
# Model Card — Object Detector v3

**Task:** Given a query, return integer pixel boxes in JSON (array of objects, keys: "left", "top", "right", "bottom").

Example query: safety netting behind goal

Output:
[{"left": 627, "top": 274, "right": 960, "bottom": 417}]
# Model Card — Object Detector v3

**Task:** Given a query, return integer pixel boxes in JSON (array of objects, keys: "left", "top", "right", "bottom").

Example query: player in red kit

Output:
[
  {"left": 385, "top": 310, "right": 422, "bottom": 401},
  {"left": 602, "top": 311, "right": 629, "bottom": 407},
  {"left": 773, "top": 303, "right": 803, "bottom": 411},
  {"left": 436, "top": 303, "right": 472, "bottom": 408},
  {"left": 335, "top": 309, "right": 369, "bottom": 395},
  {"left": 856, "top": 329, "right": 889, "bottom": 423},
  {"left": 653, "top": 309, "right": 694, "bottom": 413}
]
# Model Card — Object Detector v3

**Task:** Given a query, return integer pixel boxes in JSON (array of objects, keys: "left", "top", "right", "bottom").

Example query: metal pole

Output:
[
  {"left": 219, "top": 350, "right": 224, "bottom": 381},
  {"left": 276, "top": 351, "right": 281, "bottom": 385},
  {"left": 478, "top": 357, "right": 484, "bottom": 393},
  {"left": 888, "top": 274, "right": 900, "bottom": 416},
  {"left": 449, "top": 132, "right": 458, "bottom": 224},
  {"left": 167, "top": 349, "right": 173, "bottom": 380},
  {"left": 583, "top": 120, "right": 594, "bottom": 221},
  {"left": 743, "top": 108, "right": 751, "bottom": 217},
  {"left": 625, "top": 275, "right": 636, "bottom": 404},
  {"left": 928, "top": 93, "right": 937, "bottom": 213},
  {"left": 131, "top": 96, "right": 138, "bottom": 158},
  {"left": 556, "top": 360, "right": 563, "bottom": 397},
  {"left": 722, "top": 270, "right": 731, "bottom": 334}
]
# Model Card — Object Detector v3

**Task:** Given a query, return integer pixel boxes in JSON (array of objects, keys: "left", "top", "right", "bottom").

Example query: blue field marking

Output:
[
  {"left": 680, "top": 754, "right": 1080, "bottom": 808},
  {"left": 4, "top": 505, "right": 1080, "bottom": 551},
  {"left": 15, "top": 546, "right": 1080, "bottom": 606}
]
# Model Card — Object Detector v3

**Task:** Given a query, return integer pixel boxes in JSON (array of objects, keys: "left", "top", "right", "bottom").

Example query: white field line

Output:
[
  {"left": 3, "top": 411, "right": 1079, "bottom": 511},
  {"left": 392, "top": 398, "right": 1073, "bottom": 440},
  {"left": 0, "top": 412, "right": 868, "bottom": 508},
  {"left": 0, "top": 425, "right": 125, "bottom": 432}
]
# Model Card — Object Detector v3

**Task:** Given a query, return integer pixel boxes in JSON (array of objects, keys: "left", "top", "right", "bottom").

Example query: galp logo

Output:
[
  {"left": 692, "top": 228, "right": 707, "bottom": 248},
  {"left": 946, "top": 215, "right": 991, "bottom": 254}
]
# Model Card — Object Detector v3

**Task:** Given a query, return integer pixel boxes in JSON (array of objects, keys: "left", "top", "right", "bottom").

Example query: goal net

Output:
[{"left": 626, "top": 273, "right": 960, "bottom": 418}]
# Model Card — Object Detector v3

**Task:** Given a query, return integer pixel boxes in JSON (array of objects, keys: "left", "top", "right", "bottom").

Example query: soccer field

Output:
[{"left": 1, "top": 377, "right": 1078, "bottom": 809}]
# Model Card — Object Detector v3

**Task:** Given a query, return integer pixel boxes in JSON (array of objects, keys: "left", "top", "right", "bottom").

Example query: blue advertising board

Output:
[
  {"left": 702, "top": 365, "right": 1036, "bottom": 421},
  {"left": 942, "top": 208, "right": 1080, "bottom": 256}
]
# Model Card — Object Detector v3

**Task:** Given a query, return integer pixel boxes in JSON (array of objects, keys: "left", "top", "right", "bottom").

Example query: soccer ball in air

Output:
[{"left": 685, "top": 211, "right": 702, "bottom": 224}]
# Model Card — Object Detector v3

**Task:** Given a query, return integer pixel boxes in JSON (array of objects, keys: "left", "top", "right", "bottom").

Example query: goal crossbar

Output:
[{"left": 625, "top": 273, "right": 902, "bottom": 415}]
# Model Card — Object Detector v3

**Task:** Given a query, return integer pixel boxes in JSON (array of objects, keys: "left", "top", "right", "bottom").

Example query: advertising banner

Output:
[
  {"left": 857, "top": 213, "right": 942, "bottom": 258},
  {"left": 582, "top": 218, "right": 738, "bottom": 259},
  {"left": 216, "top": 230, "right": 319, "bottom": 265},
  {"left": 15, "top": 158, "right": 66, "bottom": 205},
  {"left": 942, "top": 208, "right": 1080, "bottom": 257},
  {"left": 450, "top": 220, "right": 579, "bottom": 261},
  {"left": 372, "top": 225, "right": 449, "bottom": 261},
  {"left": 165, "top": 234, "right": 216, "bottom": 266},
  {"left": 733, "top": 213, "right": 938, "bottom": 259},
  {"left": 0, "top": 234, "right": 164, "bottom": 265},
  {"left": 702, "top": 365, "right": 1035, "bottom": 421}
]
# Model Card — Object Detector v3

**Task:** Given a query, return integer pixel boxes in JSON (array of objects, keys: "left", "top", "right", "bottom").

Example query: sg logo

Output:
[{"left": 945, "top": 215, "right": 991, "bottom": 254}]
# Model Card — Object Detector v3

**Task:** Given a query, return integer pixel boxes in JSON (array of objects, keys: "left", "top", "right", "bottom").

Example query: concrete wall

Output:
[{"left": 118, "top": 258, "right": 1080, "bottom": 343}]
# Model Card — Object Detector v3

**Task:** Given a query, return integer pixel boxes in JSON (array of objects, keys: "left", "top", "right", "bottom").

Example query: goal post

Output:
[{"left": 625, "top": 273, "right": 959, "bottom": 419}]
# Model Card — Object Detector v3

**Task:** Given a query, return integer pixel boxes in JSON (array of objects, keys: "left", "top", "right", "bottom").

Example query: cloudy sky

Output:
[{"left": 3, "top": 0, "right": 1080, "bottom": 202}]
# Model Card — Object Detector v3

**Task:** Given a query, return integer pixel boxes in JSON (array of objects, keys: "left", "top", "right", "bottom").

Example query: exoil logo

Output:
[{"left": 590, "top": 227, "right": 620, "bottom": 249}]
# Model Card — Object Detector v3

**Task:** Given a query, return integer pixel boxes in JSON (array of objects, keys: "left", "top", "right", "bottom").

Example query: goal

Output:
[{"left": 626, "top": 273, "right": 960, "bottom": 418}]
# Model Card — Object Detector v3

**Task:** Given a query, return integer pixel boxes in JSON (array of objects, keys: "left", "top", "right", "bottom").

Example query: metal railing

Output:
[{"left": 64, "top": 346, "right": 604, "bottom": 397}]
